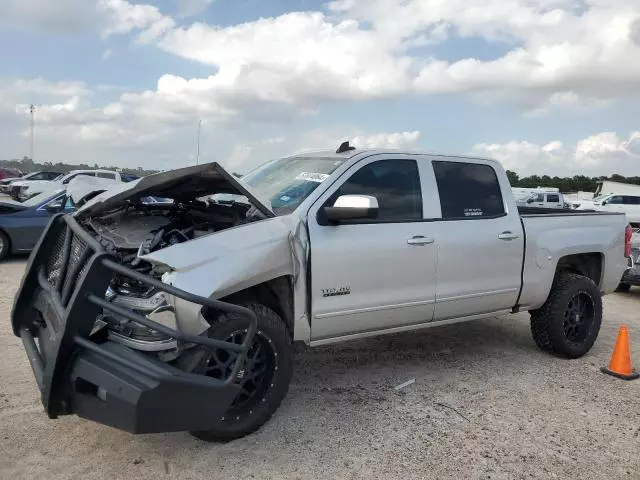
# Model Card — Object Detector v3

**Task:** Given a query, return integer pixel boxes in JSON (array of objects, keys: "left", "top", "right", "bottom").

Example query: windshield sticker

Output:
[
  {"left": 280, "top": 195, "right": 291, "bottom": 202},
  {"left": 464, "top": 208, "right": 483, "bottom": 217},
  {"left": 296, "top": 172, "right": 329, "bottom": 183}
]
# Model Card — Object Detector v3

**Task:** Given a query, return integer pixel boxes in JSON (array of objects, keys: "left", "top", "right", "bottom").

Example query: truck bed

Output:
[{"left": 516, "top": 210, "right": 628, "bottom": 311}]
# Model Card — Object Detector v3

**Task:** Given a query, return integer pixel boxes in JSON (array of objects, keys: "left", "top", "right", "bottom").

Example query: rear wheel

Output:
[
  {"left": 190, "top": 303, "right": 293, "bottom": 442},
  {"left": 0, "top": 230, "right": 10, "bottom": 261},
  {"left": 530, "top": 272, "right": 602, "bottom": 359}
]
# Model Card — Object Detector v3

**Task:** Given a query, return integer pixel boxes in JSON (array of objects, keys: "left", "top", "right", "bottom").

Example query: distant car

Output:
[
  {"left": 0, "top": 167, "right": 22, "bottom": 181},
  {"left": 0, "top": 171, "right": 61, "bottom": 194},
  {"left": 10, "top": 169, "right": 124, "bottom": 202},
  {"left": 121, "top": 174, "right": 141, "bottom": 182},
  {"left": 0, "top": 189, "right": 74, "bottom": 261}
]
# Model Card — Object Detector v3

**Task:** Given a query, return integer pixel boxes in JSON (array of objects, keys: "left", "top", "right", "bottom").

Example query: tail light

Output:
[{"left": 625, "top": 225, "right": 632, "bottom": 258}]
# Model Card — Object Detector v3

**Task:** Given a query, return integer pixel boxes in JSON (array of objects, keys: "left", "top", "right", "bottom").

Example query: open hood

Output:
[{"left": 74, "top": 162, "right": 274, "bottom": 219}]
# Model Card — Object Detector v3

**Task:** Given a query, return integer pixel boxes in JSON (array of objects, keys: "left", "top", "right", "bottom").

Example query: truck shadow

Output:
[
  {"left": 135, "top": 315, "right": 542, "bottom": 449},
  {"left": 293, "top": 314, "right": 536, "bottom": 374}
]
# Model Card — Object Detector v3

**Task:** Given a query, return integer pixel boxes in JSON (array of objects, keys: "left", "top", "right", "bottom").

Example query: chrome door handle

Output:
[
  {"left": 498, "top": 231, "right": 519, "bottom": 241},
  {"left": 407, "top": 235, "right": 435, "bottom": 246}
]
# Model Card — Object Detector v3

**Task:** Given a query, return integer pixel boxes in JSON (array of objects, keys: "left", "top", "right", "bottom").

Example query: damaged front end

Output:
[
  {"left": 11, "top": 162, "right": 272, "bottom": 433},
  {"left": 72, "top": 162, "right": 275, "bottom": 355}
]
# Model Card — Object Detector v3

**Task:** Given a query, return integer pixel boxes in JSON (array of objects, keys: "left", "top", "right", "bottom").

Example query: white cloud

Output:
[
  {"left": 6, "top": 0, "right": 640, "bottom": 122},
  {"left": 472, "top": 131, "right": 640, "bottom": 176},
  {"left": 98, "top": 0, "right": 175, "bottom": 38},
  {"left": 223, "top": 130, "right": 422, "bottom": 173},
  {"left": 83, "top": 0, "right": 640, "bottom": 118},
  {"left": 352, "top": 131, "right": 421, "bottom": 149}
]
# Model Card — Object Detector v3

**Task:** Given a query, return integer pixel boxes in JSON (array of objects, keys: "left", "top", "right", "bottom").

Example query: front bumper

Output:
[{"left": 12, "top": 214, "right": 257, "bottom": 434}]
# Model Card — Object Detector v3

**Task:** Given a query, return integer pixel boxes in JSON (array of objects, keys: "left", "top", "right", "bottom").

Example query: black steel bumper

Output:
[{"left": 11, "top": 214, "right": 257, "bottom": 434}]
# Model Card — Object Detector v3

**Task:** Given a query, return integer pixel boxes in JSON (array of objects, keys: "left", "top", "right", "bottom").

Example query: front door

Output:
[{"left": 307, "top": 157, "right": 437, "bottom": 341}]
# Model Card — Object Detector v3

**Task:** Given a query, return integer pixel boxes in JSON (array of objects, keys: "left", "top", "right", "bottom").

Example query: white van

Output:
[{"left": 586, "top": 194, "right": 640, "bottom": 224}]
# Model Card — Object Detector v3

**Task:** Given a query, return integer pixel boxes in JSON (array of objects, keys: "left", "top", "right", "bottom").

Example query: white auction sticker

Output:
[
  {"left": 463, "top": 208, "right": 483, "bottom": 217},
  {"left": 296, "top": 172, "right": 329, "bottom": 183}
]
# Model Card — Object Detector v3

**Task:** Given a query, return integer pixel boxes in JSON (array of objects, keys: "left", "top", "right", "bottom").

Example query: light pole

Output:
[
  {"left": 29, "top": 104, "right": 35, "bottom": 161},
  {"left": 196, "top": 119, "right": 201, "bottom": 165}
]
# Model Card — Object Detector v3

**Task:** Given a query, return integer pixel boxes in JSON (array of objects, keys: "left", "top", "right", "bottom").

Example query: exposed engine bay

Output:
[{"left": 82, "top": 196, "right": 263, "bottom": 357}]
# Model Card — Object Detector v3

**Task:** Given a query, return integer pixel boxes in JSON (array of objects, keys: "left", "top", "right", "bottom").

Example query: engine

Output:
[{"left": 82, "top": 198, "right": 252, "bottom": 356}]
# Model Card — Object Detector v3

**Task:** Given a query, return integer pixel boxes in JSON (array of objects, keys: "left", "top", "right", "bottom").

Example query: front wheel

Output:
[
  {"left": 190, "top": 303, "right": 293, "bottom": 442},
  {"left": 0, "top": 230, "right": 10, "bottom": 261},
  {"left": 530, "top": 272, "right": 602, "bottom": 359},
  {"left": 615, "top": 282, "right": 632, "bottom": 293}
]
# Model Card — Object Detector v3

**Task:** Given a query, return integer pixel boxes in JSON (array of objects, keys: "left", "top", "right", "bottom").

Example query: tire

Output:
[
  {"left": 615, "top": 282, "right": 632, "bottom": 293},
  {"left": 530, "top": 272, "right": 602, "bottom": 359},
  {"left": 190, "top": 303, "right": 293, "bottom": 442},
  {"left": 0, "top": 230, "right": 10, "bottom": 261}
]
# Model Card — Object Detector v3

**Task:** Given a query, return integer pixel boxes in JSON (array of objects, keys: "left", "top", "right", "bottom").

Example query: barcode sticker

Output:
[{"left": 296, "top": 172, "right": 329, "bottom": 183}]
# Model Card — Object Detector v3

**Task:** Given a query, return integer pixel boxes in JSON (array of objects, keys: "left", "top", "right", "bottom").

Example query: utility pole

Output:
[
  {"left": 196, "top": 119, "right": 201, "bottom": 165},
  {"left": 29, "top": 104, "right": 35, "bottom": 161}
]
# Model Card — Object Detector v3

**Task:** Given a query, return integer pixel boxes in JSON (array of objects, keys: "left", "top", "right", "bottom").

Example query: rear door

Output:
[
  {"left": 307, "top": 156, "right": 439, "bottom": 341},
  {"left": 431, "top": 159, "right": 524, "bottom": 321}
]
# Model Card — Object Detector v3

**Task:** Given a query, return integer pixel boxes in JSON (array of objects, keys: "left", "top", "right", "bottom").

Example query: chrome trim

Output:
[
  {"left": 314, "top": 298, "right": 435, "bottom": 319},
  {"left": 436, "top": 288, "right": 518, "bottom": 303},
  {"left": 310, "top": 309, "right": 512, "bottom": 346},
  {"left": 107, "top": 330, "right": 178, "bottom": 351}
]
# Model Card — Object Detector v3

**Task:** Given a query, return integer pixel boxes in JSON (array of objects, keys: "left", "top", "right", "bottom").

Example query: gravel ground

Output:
[{"left": 1, "top": 258, "right": 640, "bottom": 480}]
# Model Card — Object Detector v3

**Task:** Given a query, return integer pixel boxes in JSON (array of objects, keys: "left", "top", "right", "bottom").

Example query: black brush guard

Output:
[{"left": 11, "top": 213, "right": 258, "bottom": 434}]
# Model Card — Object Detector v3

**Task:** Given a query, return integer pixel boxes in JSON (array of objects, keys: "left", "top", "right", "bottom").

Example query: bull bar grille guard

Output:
[{"left": 11, "top": 213, "right": 258, "bottom": 434}]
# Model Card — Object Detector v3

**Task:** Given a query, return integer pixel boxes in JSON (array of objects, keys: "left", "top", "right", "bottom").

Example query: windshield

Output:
[
  {"left": 22, "top": 189, "right": 65, "bottom": 207},
  {"left": 53, "top": 173, "right": 66, "bottom": 182},
  {"left": 592, "top": 194, "right": 610, "bottom": 203},
  {"left": 215, "top": 156, "right": 347, "bottom": 215}
]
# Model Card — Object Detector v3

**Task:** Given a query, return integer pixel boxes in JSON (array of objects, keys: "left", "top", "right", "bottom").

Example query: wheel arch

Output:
[
  {"left": 555, "top": 252, "right": 603, "bottom": 287},
  {"left": 213, "top": 276, "right": 295, "bottom": 338}
]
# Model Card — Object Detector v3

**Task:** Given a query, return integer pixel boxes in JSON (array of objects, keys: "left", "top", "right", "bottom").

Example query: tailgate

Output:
[{"left": 11, "top": 213, "right": 258, "bottom": 433}]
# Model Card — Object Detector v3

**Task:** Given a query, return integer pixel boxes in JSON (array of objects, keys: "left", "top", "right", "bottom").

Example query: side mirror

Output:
[
  {"left": 323, "top": 195, "right": 379, "bottom": 223},
  {"left": 526, "top": 198, "right": 534, "bottom": 204},
  {"left": 44, "top": 200, "right": 64, "bottom": 212}
]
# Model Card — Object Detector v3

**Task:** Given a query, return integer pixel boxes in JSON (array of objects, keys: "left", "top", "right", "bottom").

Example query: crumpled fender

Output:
[{"left": 141, "top": 216, "right": 309, "bottom": 339}]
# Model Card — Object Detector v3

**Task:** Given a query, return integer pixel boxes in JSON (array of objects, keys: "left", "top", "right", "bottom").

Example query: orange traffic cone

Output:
[{"left": 601, "top": 325, "right": 639, "bottom": 380}]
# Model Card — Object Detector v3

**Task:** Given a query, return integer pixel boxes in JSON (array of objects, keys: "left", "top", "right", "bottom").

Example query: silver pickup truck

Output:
[{"left": 12, "top": 143, "right": 631, "bottom": 441}]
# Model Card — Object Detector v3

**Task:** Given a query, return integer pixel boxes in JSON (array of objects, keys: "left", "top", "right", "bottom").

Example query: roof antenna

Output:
[{"left": 336, "top": 141, "right": 356, "bottom": 154}]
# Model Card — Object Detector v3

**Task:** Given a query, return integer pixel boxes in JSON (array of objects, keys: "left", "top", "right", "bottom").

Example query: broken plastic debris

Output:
[{"left": 394, "top": 378, "right": 415, "bottom": 391}]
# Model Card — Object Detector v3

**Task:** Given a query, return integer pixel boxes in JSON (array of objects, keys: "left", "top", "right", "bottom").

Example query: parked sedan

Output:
[
  {"left": 0, "top": 189, "right": 74, "bottom": 261},
  {"left": 0, "top": 170, "right": 61, "bottom": 194},
  {"left": 0, "top": 167, "right": 22, "bottom": 181}
]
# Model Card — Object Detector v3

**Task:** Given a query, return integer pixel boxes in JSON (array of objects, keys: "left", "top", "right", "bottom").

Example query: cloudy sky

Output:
[{"left": 1, "top": 0, "right": 639, "bottom": 176}]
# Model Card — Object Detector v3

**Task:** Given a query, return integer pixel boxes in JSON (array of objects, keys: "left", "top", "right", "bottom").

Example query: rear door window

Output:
[
  {"left": 432, "top": 161, "right": 505, "bottom": 219},
  {"left": 546, "top": 194, "right": 560, "bottom": 203}
]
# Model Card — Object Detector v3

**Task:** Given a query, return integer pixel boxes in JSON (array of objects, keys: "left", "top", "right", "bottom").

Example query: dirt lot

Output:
[{"left": 1, "top": 259, "right": 640, "bottom": 480}]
